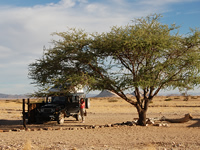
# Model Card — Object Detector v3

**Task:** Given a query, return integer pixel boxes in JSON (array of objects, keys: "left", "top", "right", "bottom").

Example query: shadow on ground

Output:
[
  {"left": 0, "top": 119, "right": 23, "bottom": 130},
  {"left": 0, "top": 119, "right": 91, "bottom": 130},
  {"left": 188, "top": 118, "right": 200, "bottom": 127},
  {"left": 0, "top": 119, "right": 22, "bottom": 125}
]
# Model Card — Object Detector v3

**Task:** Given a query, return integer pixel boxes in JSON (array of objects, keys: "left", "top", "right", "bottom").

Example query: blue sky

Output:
[{"left": 0, "top": 0, "right": 199, "bottom": 95}]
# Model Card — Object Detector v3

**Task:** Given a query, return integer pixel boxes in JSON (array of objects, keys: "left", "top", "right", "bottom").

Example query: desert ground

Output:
[{"left": 0, "top": 96, "right": 200, "bottom": 150}]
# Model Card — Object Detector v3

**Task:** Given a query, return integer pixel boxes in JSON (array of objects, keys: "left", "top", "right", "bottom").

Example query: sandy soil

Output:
[{"left": 0, "top": 96, "right": 200, "bottom": 150}]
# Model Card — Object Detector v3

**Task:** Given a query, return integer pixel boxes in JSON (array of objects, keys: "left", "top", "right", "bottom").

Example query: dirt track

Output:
[{"left": 0, "top": 96, "right": 200, "bottom": 149}]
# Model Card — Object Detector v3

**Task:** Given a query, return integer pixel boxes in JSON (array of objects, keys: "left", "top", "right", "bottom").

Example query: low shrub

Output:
[
  {"left": 165, "top": 98, "right": 172, "bottom": 101},
  {"left": 174, "top": 97, "right": 180, "bottom": 99},
  {"left": 108, "top": 99, "right": 118, "bottom": 102}
]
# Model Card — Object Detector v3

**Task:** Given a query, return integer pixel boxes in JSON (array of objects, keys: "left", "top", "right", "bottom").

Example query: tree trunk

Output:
[{"left": 137, "top": 109, "right": 147, "bottom": 126}]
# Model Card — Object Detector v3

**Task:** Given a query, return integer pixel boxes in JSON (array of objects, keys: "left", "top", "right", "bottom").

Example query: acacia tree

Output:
[{"left": 29, "top": 14, "right": 200, "bottom": 126}]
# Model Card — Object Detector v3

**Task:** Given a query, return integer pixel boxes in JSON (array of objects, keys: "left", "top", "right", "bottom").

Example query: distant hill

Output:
[
  {"left": 95, "top": 90, "right": 119, "bottom": 97},
  {"left": 86, "top": 94, "right": 97, "bottom": 98},
  {"left": 0, "top": 93, "right": 28, "bottom": 99}
]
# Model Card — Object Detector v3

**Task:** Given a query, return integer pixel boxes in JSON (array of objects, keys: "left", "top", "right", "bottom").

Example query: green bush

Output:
[{"left": 165, "top": 98, "right": 172, "bottom": 101}]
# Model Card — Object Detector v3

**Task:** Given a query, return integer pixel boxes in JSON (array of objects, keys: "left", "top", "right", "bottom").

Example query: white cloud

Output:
[
  {"left": 78, "top": 0, "right": 88, "bottom": 3},
  {"left": 0, "top": 0, "right": 198, "bottom": 94},
  {"left": 139, "top": 0, "right": 197, "bottom": 6},
  {"left": 58, "top": 0, "right": 76, "bottom": 7},
  {"left": 0, "top": 46, "right": 13, "bottom": 59}
]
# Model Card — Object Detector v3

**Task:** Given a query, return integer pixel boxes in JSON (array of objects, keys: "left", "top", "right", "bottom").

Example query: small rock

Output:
[
  {"left": 94, "top": 126, "right": 99, "bottom": 129},
  {"left": 12, "top": 128, "right": 21, "bottom": 132},
  {"left": 48, "top": 127, "right": 53, "bottom": 130},
  {"left": 111, "top": 124, "right": 118, "bottom": 127},
  {"left": 43, "top": 127, "right": 52, "bottom": 130},
  {"left": 55, "top": 127, "right": 63, "bottom": 130},
  {"left": 113, "top": 123, "right": 120, "bottom": 126},
  {"left": 105, "top": 124, "right": 112, "bottom": 127},
  {"left": 126, "top": 121, "right": 133, "bottom": 125},
  {"left": 130, "top": 123, "right": 136, "bottom": 126},
  {"left": 31, "top": 128, "right": 37, "bottom": 131},
  {"left": 162, "top": 123, "right": 169, "bottom": 127},
  {"left": 90, "top": 145, "right": 95, "bottom": 149},
  {"left": 133, "top": 120, "right": 138, "bottom": 124},
  {"left": 4, "top": 130, "right": 12, "bottom": 132},
  {"left": 153, "top": 123, "right": 162, "bottom": 127},
  {"left": 146, "top": 119, "right": 155, "bottom": 125},
  {"left": 127, "top": 121, "right": 136, "bottom": 126},
  {"left": 25, "top": 128, "right": 31, "bottom": 131},
  {"left": 38, "top": 128, "right": 43, "bottom": 131},
  {"left": 172, "top": 141, "right": 176, "bottom": 147}
]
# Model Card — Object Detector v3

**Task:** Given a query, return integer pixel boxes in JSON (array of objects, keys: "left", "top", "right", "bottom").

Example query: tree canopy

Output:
[{"left": 29, "top": 14, "right": 200, "bottom": 125}]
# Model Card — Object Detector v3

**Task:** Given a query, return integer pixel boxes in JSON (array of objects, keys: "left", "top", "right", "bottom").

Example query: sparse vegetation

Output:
[
  {"left": 191, "top": 96, "right": 198, "bottom": 99},
  {"left": 165, "top": 98, "right": 173, "bottom": 101},
  {"left": 0, "top": 96, "right": 200, "bottom": 149},
  {"left": 108, "top": 99, "right": 118, "bottom": 102},
  {"left": 183, "top": 97, "right": 189, "bottom": 101}
]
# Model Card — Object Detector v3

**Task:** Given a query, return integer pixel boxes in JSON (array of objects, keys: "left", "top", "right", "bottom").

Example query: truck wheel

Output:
[
  {"left": 57, "top": 112, "right": 65, "bottom": 124},
  {"left": 75, "top": 114, "right": 82, "bottom": 121},
  {"left": 35, "top": 115, "right": 43, "bottom": 124},
  {"left": 85, "top": 98, "right": 90, "bottom": 109}
]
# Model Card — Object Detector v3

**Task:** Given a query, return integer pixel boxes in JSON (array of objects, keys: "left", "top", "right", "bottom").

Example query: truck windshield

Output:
[
  {"left": 51, "top": 96, "right": 66, "bottom": 103},
  {"left": 51, "top": 96, "right": 79, "bottom": 103}
]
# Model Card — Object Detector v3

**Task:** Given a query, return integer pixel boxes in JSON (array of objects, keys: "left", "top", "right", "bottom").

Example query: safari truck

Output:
[{"left": 26, "top": 85, "right": 90, "bottom": 124}]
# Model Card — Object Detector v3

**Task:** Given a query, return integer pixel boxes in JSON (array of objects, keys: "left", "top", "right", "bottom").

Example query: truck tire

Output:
[
  {"left": 85, "top": 98, "right": 90, "bottom": 109},
  {"left": 75, "top": 114, "right": 82, "bottom": 121},
  {"left": 35, "top": 114, "right": 43, "bottom": 124},
  {"left": 57, "top": 112, "right": 65, "bottom": 124}
]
